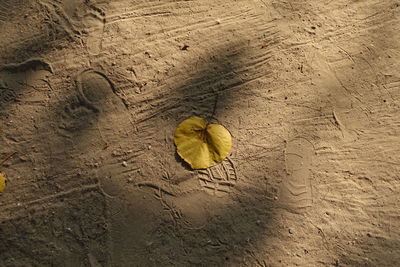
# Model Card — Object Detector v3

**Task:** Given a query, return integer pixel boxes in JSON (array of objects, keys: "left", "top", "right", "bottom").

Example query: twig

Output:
[
  {"left": 208, "top": 93, "right": 219, "bottom": 122},
  {"left": 0, "top": 152, "right": 17, "bottom": 166},
  {"left": 337, "top": 45, "right": 355, "bottom": 63},
  {"left": 332, "top": 110, "right": 345, "bottom": 138}
]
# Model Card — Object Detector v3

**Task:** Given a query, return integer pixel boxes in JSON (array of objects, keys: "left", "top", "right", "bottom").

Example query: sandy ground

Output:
[{"left": 0, "top": 0, "right": 399, "bottom": 266}]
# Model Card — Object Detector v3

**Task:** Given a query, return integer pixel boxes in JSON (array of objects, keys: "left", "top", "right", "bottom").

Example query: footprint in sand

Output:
[
  {"left": 63, "top": 0, "right": 105, "bottom": 55},
  {"left": 175, "top": 159, "right": 239, "bottom": 225},
  {"left": 58, "top": 69, "right": 131, "bottom": 196},
  {"left": 42, "top": 0, "right": 105, "bottom": 55},
  {"left": 79, "top": 8, "right": 105, "bottom": 55},
  {"left": 0, "top": 58, "right": 53, "bottom": 105},
  {"left": 76, "top": 69, "right": 125, "bottom": 113},
  {"left": 60, "top": 69, "right": 126, "bottom": 133},
  {"left": 279, "top": 137, "right": 314, "bottom": 211},
  {"left": 197, "top": 158, "right": 238, "bottom": 196}
]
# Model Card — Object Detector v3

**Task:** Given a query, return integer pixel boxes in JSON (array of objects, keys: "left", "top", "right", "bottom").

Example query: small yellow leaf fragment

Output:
[
  {"left": 174, "top": 116, "right": 232, "bottom": 169},
  {"left": 0, "top": 172, "right": 6, "bottom": 193}
]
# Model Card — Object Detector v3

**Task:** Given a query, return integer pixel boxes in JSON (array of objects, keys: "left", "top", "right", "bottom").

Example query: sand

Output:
[{"left": 0, "top": 0, "right": 399, "bottom": 266}]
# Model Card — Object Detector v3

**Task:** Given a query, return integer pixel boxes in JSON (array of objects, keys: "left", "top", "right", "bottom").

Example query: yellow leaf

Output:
[
  {"left": 174, "top": 116, "right": 232, "bottom": 169},
  {"left": 0, "top": 172, "right": 5, "bottom": 193}
]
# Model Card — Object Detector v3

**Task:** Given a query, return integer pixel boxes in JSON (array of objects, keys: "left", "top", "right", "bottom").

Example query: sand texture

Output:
[{"left": 0, "top": 0, "right": 399, "bottom": 266}]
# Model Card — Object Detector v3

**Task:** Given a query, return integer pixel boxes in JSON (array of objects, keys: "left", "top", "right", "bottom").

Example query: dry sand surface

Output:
[{"left": 0, "top": 0, "right": 399, "bottom": 266}]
